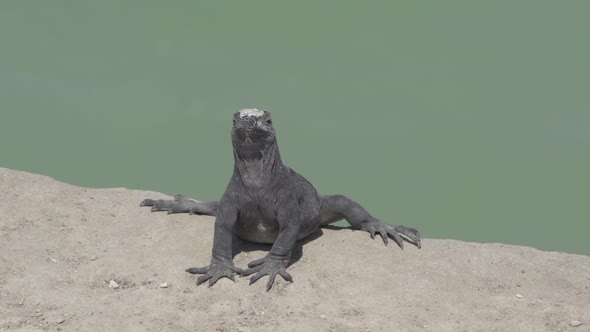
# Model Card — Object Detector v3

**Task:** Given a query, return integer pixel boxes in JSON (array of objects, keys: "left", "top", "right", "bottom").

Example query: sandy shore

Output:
[{"left": 1, "top": 167, "right": 589, "bottom": 331}]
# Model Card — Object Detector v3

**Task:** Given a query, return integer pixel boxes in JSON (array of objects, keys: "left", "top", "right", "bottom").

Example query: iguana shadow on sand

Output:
[{"left": 141, "top": 109, "right": 421, "bottom": 291}]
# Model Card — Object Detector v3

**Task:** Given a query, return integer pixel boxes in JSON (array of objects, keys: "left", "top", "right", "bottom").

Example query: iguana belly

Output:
[
  {"left": 234, "top": 215, "right": 280, "bottom": 244},
  {"left": 232, "top": 199, "right": 280, "bottom": 244}
]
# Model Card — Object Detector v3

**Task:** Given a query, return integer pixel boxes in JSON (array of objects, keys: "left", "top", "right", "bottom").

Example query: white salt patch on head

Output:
[{"left": 239, "top": 108, "right": 264, "bottom": 118}]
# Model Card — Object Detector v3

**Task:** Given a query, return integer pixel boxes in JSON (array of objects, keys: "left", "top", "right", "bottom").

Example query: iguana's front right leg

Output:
[
  {"left": 185, "top": 199, "right": 241, "bottom": 286},
  {"left": 140, "top": 195, "right": 218, "bottom": 216}
]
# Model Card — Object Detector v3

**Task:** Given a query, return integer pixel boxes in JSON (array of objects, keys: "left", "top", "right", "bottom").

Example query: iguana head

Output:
[{"left": 231, "top": 109, "right": 276, "bottom": 151}]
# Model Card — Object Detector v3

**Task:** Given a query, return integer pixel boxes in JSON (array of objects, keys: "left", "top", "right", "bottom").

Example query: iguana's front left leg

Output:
[{"left": 242, "top": 215, "right": 299, "bottom": 291}]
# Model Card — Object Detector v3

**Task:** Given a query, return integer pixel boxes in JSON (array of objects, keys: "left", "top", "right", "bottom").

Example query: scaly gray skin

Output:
[{"left": 141, "top": 108, "right": 421, "bottom": 291}]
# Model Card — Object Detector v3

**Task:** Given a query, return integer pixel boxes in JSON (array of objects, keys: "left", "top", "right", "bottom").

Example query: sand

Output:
[{"left": 0, "top": 167, "right": 589, "bottom": 332}]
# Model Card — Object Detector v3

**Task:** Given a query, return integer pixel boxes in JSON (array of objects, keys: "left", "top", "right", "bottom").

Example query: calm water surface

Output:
[{"left": 1, "top": 2, "right": 589, "bottom": 255}]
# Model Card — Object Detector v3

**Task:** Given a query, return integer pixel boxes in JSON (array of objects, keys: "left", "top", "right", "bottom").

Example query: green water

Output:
[{"left": 1, "top": 2, "right": 589, "bottom": 256}]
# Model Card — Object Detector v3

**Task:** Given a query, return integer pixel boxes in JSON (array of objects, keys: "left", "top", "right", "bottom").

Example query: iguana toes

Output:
[{"left": 141, "top": 109, "right": 421, "bottom": 291}]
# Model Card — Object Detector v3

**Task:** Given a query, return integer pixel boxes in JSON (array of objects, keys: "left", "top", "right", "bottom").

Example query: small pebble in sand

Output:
[
  {"left": 90, "top": 255, "right": 98, "bottom": 261},
  {"left": 160, "top": 282, "right": 169, "bottom": 288},
  {"left": 515, "top": 294, "right": 523, "bottom": 298},
  {"left": 320, "top": 314, "right": 327, "bottom": 319},
  {"left": 108, "top": 280, "right": 119, "bottom": 289},
  {"left": 570, "top": 320, "right": 582, "bottom": 327}
]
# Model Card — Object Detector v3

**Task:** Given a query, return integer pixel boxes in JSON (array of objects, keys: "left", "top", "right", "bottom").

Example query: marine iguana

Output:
[{"left": 141, "top": 108, "right": 421, "bottom": 291}]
